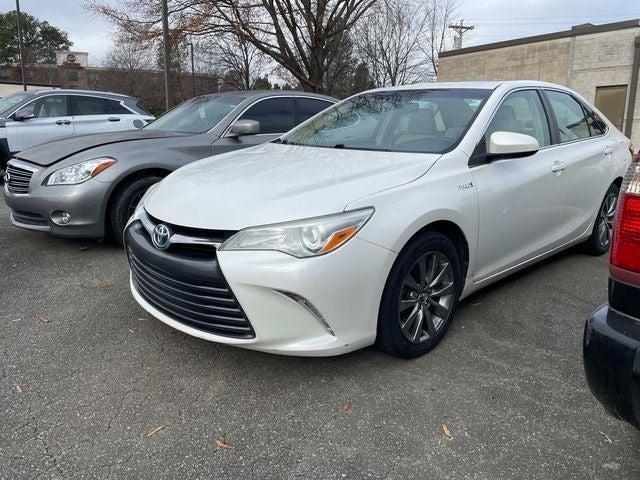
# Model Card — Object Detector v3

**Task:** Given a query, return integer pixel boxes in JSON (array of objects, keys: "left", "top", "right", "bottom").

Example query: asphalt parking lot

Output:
[{"left": 0, "top": 194, "right": 639, "bottom": 480}]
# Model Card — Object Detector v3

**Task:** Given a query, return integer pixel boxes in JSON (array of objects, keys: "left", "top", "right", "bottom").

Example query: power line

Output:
[{"left": 466, "top": 13, "right": 640, "bottom": 21}]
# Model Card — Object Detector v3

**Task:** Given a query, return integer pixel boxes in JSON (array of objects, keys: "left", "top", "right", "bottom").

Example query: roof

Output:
[
  {"left": 358, "top": 80, "right": 578, "bottom": 97},
  {"left": 31, "top": 89, "right": 134, "bottom": 100},
  {"left": 202, "top": 90, "right": 337, "bottom": 102},
  {"left": 440, "top": 18, "right": 640, "bottom": 58}
]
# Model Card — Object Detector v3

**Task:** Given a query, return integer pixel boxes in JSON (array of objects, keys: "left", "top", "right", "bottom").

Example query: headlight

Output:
[
  {"left": 220, "top": 208, "right": 374, "bottom": 258},
  {"left": 46, "top": 157, "right": 117, "bottom": 186}
]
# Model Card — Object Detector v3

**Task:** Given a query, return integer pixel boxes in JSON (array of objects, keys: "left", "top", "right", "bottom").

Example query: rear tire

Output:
[
  {"left": 376, "top": 231, "right": 462, "bottom": 358},
  {"left": 109, "top": 176, "right": 162, "bottom": 245},
  {"left": 581, "top": 183, "right": 620, "bottom": 256}
]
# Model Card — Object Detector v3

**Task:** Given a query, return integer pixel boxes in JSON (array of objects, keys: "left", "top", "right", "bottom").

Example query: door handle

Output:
[
  {"left": 551, "top": 162, "right": 567, "bottom": 173},
  {"left": 604, "top": 144, "right": 615, "bottom": 155},
  {"left": 107, "top": 117, "right": 120, "bottom": 122},
  {"left": 55, "top": 119, "right": 71, "bottom": 125}
]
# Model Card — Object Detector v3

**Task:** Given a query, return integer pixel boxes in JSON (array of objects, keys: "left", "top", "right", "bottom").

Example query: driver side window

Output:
[
  {"left": 20, "top": 95, "right": 68, "bottom": 119},
  {"left": 486, "top": 90, "right": 550, "bottom": 147}
]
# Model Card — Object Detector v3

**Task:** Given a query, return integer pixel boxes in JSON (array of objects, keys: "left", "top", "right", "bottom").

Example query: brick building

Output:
[
  {"left": 437, "top": 20, "right": 640, "bottom": 146},
  {"left": 1, "top": 50, "right": 221, "bottom": 115}
]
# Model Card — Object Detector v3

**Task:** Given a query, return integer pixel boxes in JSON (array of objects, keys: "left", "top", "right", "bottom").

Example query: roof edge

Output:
[{"left": 440, "top": 18, "right": 640, "bottom": 58}]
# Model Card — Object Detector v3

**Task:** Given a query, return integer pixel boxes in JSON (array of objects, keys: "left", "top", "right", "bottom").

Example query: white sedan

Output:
[{"left": 125, "top": 81, "right": 632, "bottom": 358}]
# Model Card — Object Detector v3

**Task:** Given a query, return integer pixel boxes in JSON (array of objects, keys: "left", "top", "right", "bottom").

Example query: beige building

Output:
[{"left": 438, "top": 20, "right": 640, "bottom": 146}]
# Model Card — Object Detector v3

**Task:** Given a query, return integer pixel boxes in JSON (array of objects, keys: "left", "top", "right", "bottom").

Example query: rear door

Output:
[
  {"left": 70, "top": 95, "right": 136, "bottom": 135},
  {"left": 542, "top": 89, "right": 612, "bottom": 242},
  {"left": 212, "top": 97, "right": 294, "bottom": 154},
  {"left": 472, "top": 89, "right": 565, "bottom": 281},
  {"left": 6, "top": 94, "right": 73, "bottom": 152}
]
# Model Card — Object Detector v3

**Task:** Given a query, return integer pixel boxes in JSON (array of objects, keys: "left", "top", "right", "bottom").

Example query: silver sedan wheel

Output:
[
  {"left": 398, "top": 251, "right": 455, "bottom": 344},
  {"left": 597, "top": 192, "right": 618, "bottom": 248}
]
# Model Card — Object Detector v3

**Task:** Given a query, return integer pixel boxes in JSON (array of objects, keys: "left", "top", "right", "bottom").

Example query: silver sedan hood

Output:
[{"left": 145, "top": 142, "right": 440, "bottom": 230}]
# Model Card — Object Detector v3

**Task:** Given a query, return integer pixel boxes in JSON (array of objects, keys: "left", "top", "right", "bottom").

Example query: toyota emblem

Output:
[{"left": 152, "top": 224, "right": 171, "bottom": 250}]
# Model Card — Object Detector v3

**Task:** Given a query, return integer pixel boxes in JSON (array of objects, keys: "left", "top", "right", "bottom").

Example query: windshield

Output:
[
  {"left": 0, "top": 92, "right": 33, "bottom": 116},
  {"left": 282, "top": 88, "right": 491, "bottom": 153},
  {"left": 144, "top": 95, "right": 241, "bottom": 134}
]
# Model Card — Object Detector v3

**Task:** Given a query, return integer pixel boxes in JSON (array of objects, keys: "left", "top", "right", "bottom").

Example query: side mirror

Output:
[
  {"left": 13, "top": 108, "right": 34, "bottom": 121},
  {"left": 226, "top": 119, "right": 260, "bottom": 138},
  {"left": 488, "top": 131, "right": 539, "bottom": 157}
]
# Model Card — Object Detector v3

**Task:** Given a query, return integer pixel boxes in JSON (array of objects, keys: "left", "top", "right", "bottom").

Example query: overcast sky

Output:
[{"left": 0, "top": 0, "right": 638, "bottom": 66}]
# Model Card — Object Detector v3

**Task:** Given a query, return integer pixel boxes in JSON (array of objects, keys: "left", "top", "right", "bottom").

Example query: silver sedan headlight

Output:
[
  {"left": 47, "top": 157, "right": 117, "bottom": 186},
  {"left": 220, "top": 208, "right": 374, "bottom": 258}
]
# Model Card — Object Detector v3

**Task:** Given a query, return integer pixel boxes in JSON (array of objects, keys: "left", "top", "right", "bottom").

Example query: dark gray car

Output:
[{"left": 2, "top": 90, "right": 336, "bottom": 242}]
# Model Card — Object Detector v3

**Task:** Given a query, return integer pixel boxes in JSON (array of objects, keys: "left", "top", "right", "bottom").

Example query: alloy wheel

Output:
[
  {"left": 398, "top": 251, "right": 455, "bottom": 344},
  {"left": 597, "top": 192, "right": 618, "bottom": 248}
]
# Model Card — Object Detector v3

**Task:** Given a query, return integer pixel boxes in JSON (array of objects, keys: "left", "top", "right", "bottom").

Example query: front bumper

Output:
[
  {"left": 126, "top": 219, "right": 397, "bottom": 356},
  {"left": 583, "top": 305, "right": 640, "bottom": 429},
  {"left": 3, "top": 159, "right": 109, "bottom": 238}
]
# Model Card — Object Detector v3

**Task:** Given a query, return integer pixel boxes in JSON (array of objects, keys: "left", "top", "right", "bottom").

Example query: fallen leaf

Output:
[
  {"left": 137, "top": 317, "right": 148, "bottom": 322},
  {"left": 128, "top": 329, "right": 135, "bottom": 334},
  {"left": 16, "top": 385, "right": 23, "bottom": 393},
  {"left": 441, "top": 423, "right": 453, "bottom": 440},
  {"left": 91, "top": 279, "right": 112, "bottom": 289},
  {"left": 213, "top": 439, "right": 235, "bottom": 449},
  {"left": 341, "top": 401, "right": 352, "bottom": 413},
  {"left": 37, "top": 316, "right": 49, "bottom": 324},
  {"left": 599, "top": 431, "right": 613, "bottom": 444},
  {"left": 145, "top": 425, "right": 165, "bottom": 437},
  {"left": 79, "top": 246, "right": 88, "bottom": 252}
]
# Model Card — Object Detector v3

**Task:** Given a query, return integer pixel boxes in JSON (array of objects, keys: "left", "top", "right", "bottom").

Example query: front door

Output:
[
  {"left": 6, "top": 94, "right": 73, "bottom": 153},
  {"left": 212, "top": 97, "right": 294, "bottom": 155},
  {"left": 472, "top": 89, "right": 564, "bottom": 281}
]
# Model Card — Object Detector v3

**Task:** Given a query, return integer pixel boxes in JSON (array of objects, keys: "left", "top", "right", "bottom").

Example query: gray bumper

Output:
[{"left": 3, "top": 160, "right": 110, "bottom": 238}]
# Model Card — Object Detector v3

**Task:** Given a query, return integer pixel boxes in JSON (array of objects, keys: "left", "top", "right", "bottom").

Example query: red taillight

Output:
[{"left": 611, "top": 161, "right": 640, "bottom": 275}]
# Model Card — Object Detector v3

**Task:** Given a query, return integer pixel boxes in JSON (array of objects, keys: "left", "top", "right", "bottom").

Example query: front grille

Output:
[
  {"left": 12, "top": 210, "right": 47, "bottom": 226},
  {"left": 126, "top": 223, "right": 254, "bottom": 339},
  {"left": 6, "top": 164, "right": 34, "bottom": 194}
]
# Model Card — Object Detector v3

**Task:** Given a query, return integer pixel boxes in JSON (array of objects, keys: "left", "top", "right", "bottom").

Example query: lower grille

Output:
[
  {"left": 126, "top": 223, "right": 253, "bottom": 339},
  {"left": 12, "top": 210, "right": 47, "bottom": 226},
  {"left": 6, "top": 164, "right": 34, "bottom": 194}
]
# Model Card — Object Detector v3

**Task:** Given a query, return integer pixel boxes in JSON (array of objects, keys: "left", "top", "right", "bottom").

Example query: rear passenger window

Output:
[
  {"left": 585, "top": 108, "right": 607, "bottom": 136},
  {"left": 239, "top": 98, "right": 294, "bottom": 134},
  {"left": 486, "top": 90, "right": 551, "bottom": 147},
  {"left": 70, "top": 96, "right": 130, "bottom": 116},
  {"left": 105, "top": 99, "right": 131, "bottom": 115},
  {"left": 297, "top": 98, "right": 333, "bottom": 124},
  {"left": 545, "top": 90, "right": 590, "bottom": 142}
]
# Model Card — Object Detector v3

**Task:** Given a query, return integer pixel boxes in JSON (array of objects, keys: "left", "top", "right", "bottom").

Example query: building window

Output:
[{"left": 595, "top": 85, "right": 627, "bottom": 132}]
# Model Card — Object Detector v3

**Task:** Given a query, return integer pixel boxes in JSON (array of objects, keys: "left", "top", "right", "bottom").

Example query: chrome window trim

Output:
[{"left": 7, "top": 92, "right": 138, "bottom": 118}]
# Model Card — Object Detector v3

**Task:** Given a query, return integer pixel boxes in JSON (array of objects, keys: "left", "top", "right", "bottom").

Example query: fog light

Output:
[{"left": 51, "top": 211, "right": 71, "bottom": 226}]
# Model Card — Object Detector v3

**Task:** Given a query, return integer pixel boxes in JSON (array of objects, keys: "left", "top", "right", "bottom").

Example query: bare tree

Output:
[
  {"left": 86, "top": 0, "right": 378, "bottom": 95},
  {"left": 103, "top": 29, "right": 155, "bottom": 96},
  {"left": 355, "top": 0, "right": 431, "bottom": 87},
  {"left": 421, "top": 0, "right": 457, "bottom": 79}
]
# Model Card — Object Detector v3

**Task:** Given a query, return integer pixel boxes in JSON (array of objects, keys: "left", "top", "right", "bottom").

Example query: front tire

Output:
[
  {"left": 377, "top": 232, "right": 462, "bottom": 358},
  {"left": 581, "top": 183, "right": 620, "bottom": 256},
  {"left": 109, "top": 176, "right": 162, "bottom": 245}
]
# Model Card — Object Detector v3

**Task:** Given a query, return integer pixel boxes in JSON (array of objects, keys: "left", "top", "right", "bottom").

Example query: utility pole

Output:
[
  {"left": 161, "top": 0, "right": 171, "bottom": 111},
  {"left": 448, "top": 20, "right": 474, "bottom": 50},
  {"left": 15, "top": 0, "right": 26, "bottom": 91},
  {"left": 186, "top": 42, "right": 195, "bottom": 97}
]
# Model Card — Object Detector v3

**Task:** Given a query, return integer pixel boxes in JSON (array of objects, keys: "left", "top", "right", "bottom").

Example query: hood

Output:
[
  {"left": 145, "top": 142, "right": 439, "bottom": 230},
  {"left": 16, "top": 130, "right": 191, "bottom": 166}
]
